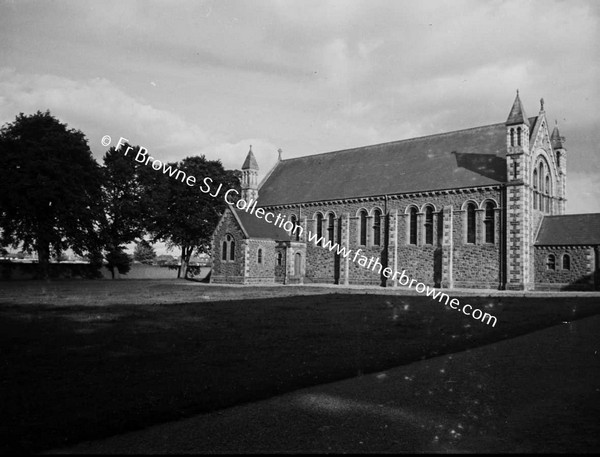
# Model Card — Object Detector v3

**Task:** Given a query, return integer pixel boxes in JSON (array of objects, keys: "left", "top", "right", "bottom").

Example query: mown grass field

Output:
[{"left": 1, "top": 281, "right": 599, "bottom": 453}]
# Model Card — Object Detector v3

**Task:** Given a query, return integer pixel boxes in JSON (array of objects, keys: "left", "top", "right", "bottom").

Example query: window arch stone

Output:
[
  {"left": 483, "top": 200, "right": 496, "bottom": 244},
  {"left": 314, "top": 212, "right": 324, "bottom": 246},
  {"left": 222, "top": 234, "right": 235, "bottom": 262},
  {"left": 406, "top": 205, "right": 418, "bottom": 245},
  {"left": 373, "top": 208, "right": 382, "bottom": 246},
  {"left": 423, "top": 205, "right": 434, "bottom": 245},
  {"left": 465, "top": 202, "right": 477, "bottom": 244},
  {"left": 326, "top": 212, "right": 336, "bottom": 243},
  {"left": 358, "top": 209, "right": 368, "bottom": 246}
]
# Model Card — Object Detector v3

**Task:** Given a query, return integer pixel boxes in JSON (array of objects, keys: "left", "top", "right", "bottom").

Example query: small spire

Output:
[
  {"left": 540, "top": 97, "right": 545, "bottom": 112},
  {"left": 506, "top": 90, "right": 530, "bottom": 127},
  {"left": 277, "top": 148, "right": 282, "bottom": 161},
  {"left": 551, "top": 123, "right": 565, "bottom": 149},
  {"left": 241, "top": 145, "right": 259, "bottom": 170}
]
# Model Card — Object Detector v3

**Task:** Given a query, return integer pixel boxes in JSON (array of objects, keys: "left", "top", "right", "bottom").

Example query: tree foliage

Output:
[
  {"left": 104, "top": 248, "right": 132, "bottom": 277},
  {"left": 100, "top": 144, "right": 145, "bottom": 278},
  {"left": 0, "top": 111, "right": 104, "bottom": 279},
  {"left": 141, "top": 155, "right": 240, "bottom": 278},
  {"left": 1, "top": 111, "right": 244, "bottom": 281},
  {"left": 133, "top": 240, "right": 157, "bottom": 264}
]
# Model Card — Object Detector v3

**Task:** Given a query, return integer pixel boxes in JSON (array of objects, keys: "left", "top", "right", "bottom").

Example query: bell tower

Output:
[
  {"left": 505, "top": 90, "right": 533, "bottom": 290},
  {"left": 506, "top": 89, "right": 531, "bottom": 182},
  {"left": 241, "top": 145, "right": 259, "bottom": 201},
  {"left": 551, "top": 122, "right": 567, "bottom": 214}
]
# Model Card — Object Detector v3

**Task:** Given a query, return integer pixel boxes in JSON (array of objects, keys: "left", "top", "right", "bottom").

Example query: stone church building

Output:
[{"left": 210, "top": 93, "right": 600, "bottom": 290}]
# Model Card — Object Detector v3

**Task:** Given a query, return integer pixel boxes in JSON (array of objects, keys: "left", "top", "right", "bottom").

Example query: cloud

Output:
[
  {"left": 0, "top": 68, "right": 211, "bottom": 163},
  {"left": 202, "top": 137, "right": 280, "bottom": 180},
  {"left": 1, "top": 0, "right": 598, "bottom": 213},
  {"left": 0, "top": 68, "right": 283, "bottom": 175},
  {"left": 566, "top": 172, "right": 600, "bottom": 214}
]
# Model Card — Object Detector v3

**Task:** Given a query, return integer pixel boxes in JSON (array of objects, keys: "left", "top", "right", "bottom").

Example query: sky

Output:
[{"left": 1, "top": 0, "right": 599, "bottom": 227}]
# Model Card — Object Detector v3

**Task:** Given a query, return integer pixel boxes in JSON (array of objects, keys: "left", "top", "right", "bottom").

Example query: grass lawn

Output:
[{"left": 1, "top": 288, "right": 599, "bottom": 453}]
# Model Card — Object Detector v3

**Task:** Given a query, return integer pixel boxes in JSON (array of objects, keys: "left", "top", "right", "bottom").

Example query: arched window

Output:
[
  {"left": 327, "top": 213, "right": 335, "bottom": 243},
  {"left": 466, "top": 203, "right": 476, "bottom": 244},
  {"left": 222, "top": 234, "right": 235, "bottom": 261},
  {"left": 359, "top": 209, "right": 367, "bottom": 246},
  {"left": 562, "top": 254, "right": 570, "bottom": 270},
  {"left": 557, "top": 152, "right": 561, "bottom": 168},
  {"left": 290, "top": 215, "right": 299, "bottom": 241},
  {"left": 545, "top": 175, "right": 551, "bottom": 213},
  {"left": 510, "top": 128, "right": 515, "bottom": 146},
  {"left": 539, "top": 162, "right": 545, "bottom": 213},
  {"left": 424, "top": 206, "right": 433, "bottom": 245},
  {"left": 373, "top": 209, "right": 382, "bottom": 246},
  {"left": 257, "top": 248, "right": 262, "bottom": 264},
  {"left": 409, "top": 207, "right": 418, "bottom": 245},
  {"left": 547, "top": 254, "right": 556, "bottom": 270},
  {"left": 277, "top": 251, "right": 283, "bottom": 266},
  {"left": 484, "top": 202, "right": 495, "bottom": 243},
  {"left": 533, "top": 169, "right": 538, "bottom": 210},
  {"left": 316, "top": 213, "right": 323, "bottom": 246},
  {"left": 517, "top": 127, "right": 522, "bottom": 146}
]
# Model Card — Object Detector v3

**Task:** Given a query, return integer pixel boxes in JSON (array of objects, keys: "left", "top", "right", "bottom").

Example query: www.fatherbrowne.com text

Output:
[{"left": 113, "top": 137, "right": 498, "bottom": 327}]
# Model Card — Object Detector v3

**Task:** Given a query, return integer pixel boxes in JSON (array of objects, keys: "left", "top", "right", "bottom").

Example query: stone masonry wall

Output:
[
  {"left": 210, "top": 209, "right": 246, "bottom": 284},
  {"left": 261, "top": 186, "right": 503, "bottom": 288},
  {"left": 274, "top": 244, "right": 287, "bottom": 283},
  {"left": 245, "top": 239, "right": 278, "bottom": 283},
  {"left": 534, "top": 246, "right": 595, "bottom": 290}
]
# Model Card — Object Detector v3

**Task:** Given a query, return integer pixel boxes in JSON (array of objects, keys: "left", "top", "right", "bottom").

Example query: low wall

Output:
[
  {"left": 1, "top": 262, "right": 211, "bottom": 281},
  {"left": 101, "top": 264, "right": 212, "bottom": 280}
]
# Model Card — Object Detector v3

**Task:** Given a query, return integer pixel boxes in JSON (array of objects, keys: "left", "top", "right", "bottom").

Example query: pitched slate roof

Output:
[
  {"left": 535, "top": 214, "right": 600, "bottom": 245},
  {"left": 506, "top": 92, "right": 530, "bottom": 127},
  {"left": 528, "top": 115, "right": 541, "bottom": 142},
  {"left": 258, "top": 122, "right": 509, "bottom": 206},
  {"left": 230, "top": 206, "right": 291, "bottom": 241}
]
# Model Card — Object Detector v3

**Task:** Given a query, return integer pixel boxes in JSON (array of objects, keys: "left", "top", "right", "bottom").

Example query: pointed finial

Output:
[
  {"left": 249, "top": 144, "right": 252, "bottom": 152},
  {"left": 540, "top": 98, "right": 545, "bottom": 112},
  {"left": 277, "top": 148, "right": 282, "bottom": 161},
  {"left": 555, "top": 119, "right": 558, "bottom": 126},
  {"left": 506, "top": 90, "right": 530, "bottom": 127}
]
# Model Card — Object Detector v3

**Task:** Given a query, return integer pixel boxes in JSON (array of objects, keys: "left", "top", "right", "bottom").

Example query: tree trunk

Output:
[
  {"left": 177, "top": 251, "right": 182, "bottom": 278},
  {"left": 36, "top": 242, "right": 50, "bottom": 281},
  {"left": 180, "top": 247, "right": 190, "bottom": 279}
]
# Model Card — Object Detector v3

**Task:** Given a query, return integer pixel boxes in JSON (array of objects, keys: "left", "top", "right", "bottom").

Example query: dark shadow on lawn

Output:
[{"left": 1, "top": 293, "right": 599, "bottom": 453}]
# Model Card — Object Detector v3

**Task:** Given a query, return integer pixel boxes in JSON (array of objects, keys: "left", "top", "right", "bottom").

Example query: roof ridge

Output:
[
  {"left": 545, "top": 213, "right": 600, "bottom": 218},
  {"left": 280, "top": 121, "right": 506, "bottom": 162}
]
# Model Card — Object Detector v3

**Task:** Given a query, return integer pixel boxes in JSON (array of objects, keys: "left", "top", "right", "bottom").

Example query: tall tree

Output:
[
  {"left": 100, "top": 144, "right": 145, "bottom": 278},
  {"left": 141, "top": 155, "right": 240, "bottom": 278},
  {"left": 133, "top": 240, "right": 157, "bottom": 264},
  {"left": 0, "top": 111, "right": 104, "bottom": 279}
]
